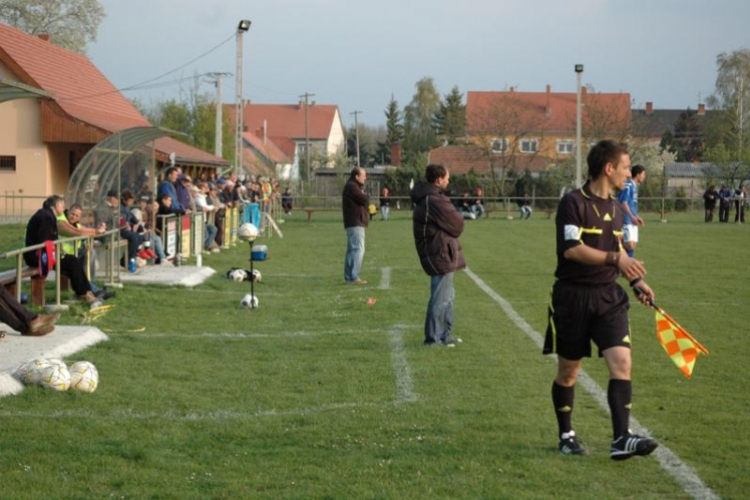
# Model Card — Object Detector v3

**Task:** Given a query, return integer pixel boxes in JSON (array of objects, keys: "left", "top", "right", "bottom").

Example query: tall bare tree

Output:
[
  {"left": 706, "top": 49, "right": 750, "bottom": 156},
  {"left": 0, "top": 0, "right": 105, "bottom": 54},
  {"left": 403, "top": 77, "right": 441, "bottom": 164}
]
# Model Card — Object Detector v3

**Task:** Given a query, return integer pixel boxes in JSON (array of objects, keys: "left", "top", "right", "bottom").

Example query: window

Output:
[
  {"left": 520, "top": 139, "right": 538, "bottom": 153},
  {"left": 557, "top": 140, "right": 575, "bottom": 154},
  {"left": 491, "top": 137, "right": 508, "bottom": 153},
  {"left": 0, "top": 156, "right": 16, "bottom": 172}
]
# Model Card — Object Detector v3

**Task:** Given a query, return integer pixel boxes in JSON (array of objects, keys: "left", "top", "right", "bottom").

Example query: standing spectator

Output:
[
  {"left": 342, "top": 167, "right": 369, "bottom": 285},
  {"left": 718, "top": 184, "right": 732, "bottom": 223},
  {"left": 618, "top": 164, "right": 646, "bottom": 257},
  {"left": 544, "top": 139, "right": 658, "bottom": 459},
  {"left": 380, "top": 186, "right": 391, "bottom": 221},
  {"left": 471, "top": 186, "right": 486, "bottom": 218},
  {"left": 25, "top": 196, "right": 101, "bottom": 305},
  {"left": 411, "top": 164, "right": 465, "bottom": 347},
  {"left": 0, "top": 285, "right": 59, "bottom": 336},
  {"left": 157, "top": 167, "right": 183, "bottom": 213},
  {"left": 703, "top": 185, "right": 718, "bottom": 222},
  {"left": 175, "top": 175, "right": 195, "bottom": 213},
  {"left": 281, "top": 187, "right": 293, "bottom": 215},
  {"left": 193, "top": 181, "right": 220, "bottom": 252},
  {"left": 734, "top": 184, "right": 746, "bottom": 224}
]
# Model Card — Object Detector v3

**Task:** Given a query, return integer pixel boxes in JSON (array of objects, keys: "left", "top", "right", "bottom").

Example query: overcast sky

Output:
[{"left": 88, "top": 0, "right": 750, "bottom": 128}]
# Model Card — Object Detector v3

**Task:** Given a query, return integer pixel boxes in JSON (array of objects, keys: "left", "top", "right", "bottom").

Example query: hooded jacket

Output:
[{"left": 411, "top": 181, "right": 466, "bottom": 276}]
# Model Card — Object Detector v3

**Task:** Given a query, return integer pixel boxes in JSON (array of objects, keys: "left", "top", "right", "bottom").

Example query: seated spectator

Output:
[
  {"left": 56, "top": 203, "right": 116, "bottom": 300},
  {"left": 0, "top": 285, "right": 59, "bottom": 336},
  {"left": 471, "top": 187, "right": 485, "bottom": 218},
  {"left": 133, "top": 195, "right": 169, "bottom": 264},
  {"left": 95, "top": 189, "right": 144, "bottom": 272},
  {"left": 25, "top": 195, "right": 104, "bottom": 306}
]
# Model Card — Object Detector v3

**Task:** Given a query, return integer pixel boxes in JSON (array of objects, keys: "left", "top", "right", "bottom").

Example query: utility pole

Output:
[
  {"left": 350, "top": 110, "right": 362, "bottom": 167},
  {"left": 300, "top": 92, "right": 315, "bottom": 182},
  {"left": 575, "top": 64, "right": 584, "bottom": 188},
  {"left": 205, "top": 72, "right": 232, "bottom": 158}
]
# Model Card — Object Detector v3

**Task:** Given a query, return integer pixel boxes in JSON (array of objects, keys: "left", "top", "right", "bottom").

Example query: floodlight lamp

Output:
[
  {"left": 238, "top": 20, "right": 251, "bottom": 32},
  {"left": 574, "top": 64, "right": 584, "bottom": 73}
]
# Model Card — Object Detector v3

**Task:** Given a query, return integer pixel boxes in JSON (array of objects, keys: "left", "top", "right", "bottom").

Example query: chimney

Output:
[
  {"left": 37, "top": 34, "right": 50, "bottom": 42},
  {"left": 509, "top": 86, "right": 515, "bottom": 93},
  {"left": 646, "top": 102, "right": 653, "bottom": 115},
  {"left": 698, "top": 103, "right": 706, "bottom": 116},
  {"left": 263, "top": 120, "right": 267, "bottom": 144},
  {"left": 390, "top": 142, "right": 402, "bottom": 167},
  {"left": 545, "top": 84, "right": 551, "bottom": 117},
  {"left": 581, "top": 87, "right": 587, "bottom": 98},
  {"left": 298, "top": 100, "right": 304, "bottom": 110}
]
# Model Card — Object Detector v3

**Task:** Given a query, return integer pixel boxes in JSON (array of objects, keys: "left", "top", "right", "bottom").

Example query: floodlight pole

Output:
[
  {"left": 235, "top": 20, "right": 251, "bottom": 177},
  {"left": 575, "top": 64, "right": 584, "bottom": 188},
  {"left": 248, "top": 239, "right": 256, "bottom": 308}
]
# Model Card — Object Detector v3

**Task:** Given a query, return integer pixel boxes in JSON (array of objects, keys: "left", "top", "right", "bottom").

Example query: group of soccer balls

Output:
[
  {"left": 231, "top": 222, "right": 263, "bottom": 309},
  {"left": 14, "top": 358, "right": 99, "bottom": 392}
]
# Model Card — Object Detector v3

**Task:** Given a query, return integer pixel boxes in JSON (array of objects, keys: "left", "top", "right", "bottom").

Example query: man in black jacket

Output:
[
  {"left": 342, "top": 167, "right": 369, "bottom": 285},
  {"left": 25, "top": 195, "right": 100, "bottom": 305},
  {"left": 411, "top": 164, "right": 466, "bottom": 346}
]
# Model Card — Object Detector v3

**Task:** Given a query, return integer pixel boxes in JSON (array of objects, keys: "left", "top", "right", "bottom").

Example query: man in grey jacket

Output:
[
  {"left": 342, "top": 167, "right": 369, "bottom": 284},
  {"left": 411, "top": 164, "right": 466, "bottom": 346}
]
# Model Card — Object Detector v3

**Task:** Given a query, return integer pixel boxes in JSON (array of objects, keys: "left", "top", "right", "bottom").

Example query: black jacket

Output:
[
  {"left": 24, "top": 207, "right": 59, "bottom": 267},
  {"left": 411, "top": 181, "right": 466, "bottom": 276},
  {"left": 342, "top": 178, "right": 369, "bottom": 229}
]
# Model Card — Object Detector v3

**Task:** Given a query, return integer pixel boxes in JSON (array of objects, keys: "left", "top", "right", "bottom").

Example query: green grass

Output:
[{"left": 0, "top": 209, "right": 748, "bottom": 498}]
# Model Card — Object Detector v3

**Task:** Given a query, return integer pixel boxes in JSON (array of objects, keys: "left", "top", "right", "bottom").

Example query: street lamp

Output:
[
  {"left": 235, "top": 20, "right": 251, "bottom": 176},
  {"left": 575, "top": 64, "right": 584, "bottom": 188}
]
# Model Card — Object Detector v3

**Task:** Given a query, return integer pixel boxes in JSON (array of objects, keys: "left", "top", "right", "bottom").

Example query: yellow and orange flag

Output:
[{"left": 654, "top": 310, "right": 709, "bottom": 378}]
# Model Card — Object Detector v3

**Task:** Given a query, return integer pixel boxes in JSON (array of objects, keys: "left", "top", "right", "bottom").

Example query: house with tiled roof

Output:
[
  {"left": 227, "top": 101, "right": 346, "bottom": 180},
  {"left": 632, "top": 101, "right": 716, "bottom": 161},
  {"left": 429, "top": 85, "right": 631, "bottom": 177},
  {"left": 0, "top": 22, "right": 228, "bottom": 202}
]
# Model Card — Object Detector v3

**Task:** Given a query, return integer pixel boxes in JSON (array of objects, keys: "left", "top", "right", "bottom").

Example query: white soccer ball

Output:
[
  {"left": 238, "top": 223, "right": 259, "bottom": 242},
  {"left": 240, "top": 293, "right": 259, "bottom": 308},
  {"left": 14, "top": 358, "right": 52, "bottom": 385},
  {"left": 229, "top": 269, "right": 247, "bottom": 282},
  {"left": 68, "top": 361, "right": 99, "bottom": 393},
  {"left": 251, "top": 269, "right": 261, "bottom": 282},
  {"left": 40, "top": 363, "right": 71, "bottom": 391}
]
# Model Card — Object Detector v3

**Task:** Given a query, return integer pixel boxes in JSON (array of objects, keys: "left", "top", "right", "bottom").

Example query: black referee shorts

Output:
[{"left": 544, "top": 280, "right": 631, "bottom": 360}]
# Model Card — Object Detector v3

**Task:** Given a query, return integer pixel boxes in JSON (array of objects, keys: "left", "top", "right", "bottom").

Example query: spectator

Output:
[
  {"left": 517, "top": 192, "right": 532, "bottom": 220},
  {"left": 342, "top": 167, "right": 369, "bottom": 285},
  {"left": 380, "top": 186, "right": 391, "bottom": 221},
  {"left": 175, "top": 175, "right": 195, "bottom": 213},
  {"left": 281, "top": 187, "right": 293, "bottom": 215},
  {"left": 157, "top": 167, "right": 183, "bottom": 213},
  {"left": 134, "top": 196, "right": 169, "bottom": 264},
  {"left": 25, "top": 196, "right": 102, "bottom": 306},
  {"left": 56, "top": 203, "right": 116, "bottom": 300},
  {"left": 471, "top": 186, "right": 486, "bottom": 218},
  {"left": 0, "top": 285, "right": 59, "bottom": 336},
  {"left": 718, "top": 184, "right": 732, "bottom": 223},
  {"left": 703, "top": 185, "right": 717, "bottom": 222},
  {"left": 734, "top": 184, "right": 746, "bottom": 224},
  {"left": 193, "top": 181, "right": 220, "bottom": 253}
]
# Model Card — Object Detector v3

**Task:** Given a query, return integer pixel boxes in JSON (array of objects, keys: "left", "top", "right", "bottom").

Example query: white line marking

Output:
[
  {"left": 0, "top": 400, "right": 412, "bottom": 422},
  {"left": 389, "top": 326, "right": 417, "bottom": 402},
  {"left": 379, "top": 267, "right": 392, "bottom": 289},
  {"left": 113, "top": 329, "right": 399, "bottom": 339},
  {"left": 464, "top": 267, "right": 719, "bottom": 500}
]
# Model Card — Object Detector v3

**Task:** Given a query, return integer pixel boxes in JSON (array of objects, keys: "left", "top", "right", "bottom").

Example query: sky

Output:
[{"left": 88, "top": 0, "right": 750, "bottom": 128}]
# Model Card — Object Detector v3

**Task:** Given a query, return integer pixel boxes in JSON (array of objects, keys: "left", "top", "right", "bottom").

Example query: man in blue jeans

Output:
[
  {"left": 411, "top": 164, "right": 466, "bottom": 347},
  {"left": 342, "top": 167, "right": 370, "bottom": 285}
]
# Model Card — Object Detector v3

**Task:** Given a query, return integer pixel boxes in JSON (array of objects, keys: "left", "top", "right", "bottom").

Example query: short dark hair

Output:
[
  {"left": 631, "top": 164, "right": 645, "bottom": 177},
  {"left": 425, "top": 164, "right": 447, "bottom": 184},
  {"left": 586, "top": 140, "right": 628, "bottom": 180},
  {"left": 43, "top": 195, "right": 64, "bottom": 210},
  {"left": 121, "top": 189, "right": 135, "bottom": 201}
]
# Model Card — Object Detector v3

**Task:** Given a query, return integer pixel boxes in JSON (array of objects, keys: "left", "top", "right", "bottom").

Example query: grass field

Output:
[{"left": 0, "top": 209, "right": 747, "bottom": 498}]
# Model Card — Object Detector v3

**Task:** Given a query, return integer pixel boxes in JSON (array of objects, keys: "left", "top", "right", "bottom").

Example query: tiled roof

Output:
[
  {"left": 632, "top": 108, "right": 715, "bottom": 139},
  {"left": 228, "top": 102, "right": 340, "bottom": 140},
  {"left": 243, "top": 132, "right": 291, "bottom": 164},
  {"left": 466, "top": 89, "right": 631, "bottom": 135},
  {"left": 0, "top": 23, "right": 226, "bottom": 165}
]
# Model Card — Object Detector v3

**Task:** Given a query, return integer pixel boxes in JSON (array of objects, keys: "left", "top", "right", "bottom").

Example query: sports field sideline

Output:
[{"left": 0, "top": 210, "right": 746, "bottom": 498}]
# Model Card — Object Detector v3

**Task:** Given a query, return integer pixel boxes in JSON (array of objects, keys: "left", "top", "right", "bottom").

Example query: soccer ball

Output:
[
  {"left": 39, "top": 363, "right": 71, "bottom": 391},
  {"left": 14, "top": 358, "right": 52, "bottom": 385},
  {"left": 250, "top": 269, "right": 261, "bottom": 282},
  {"left": 229, "top": 269, "right": 247, "bottom": 282},
  {"left": 68, "top": 361, "right": 99, "bottom": 393},
  {"left": 240, "top": 293, "right": 259, "bottom": 308},
  {"left": 238, "top": 223, "right": 259, "bottom": 242}
]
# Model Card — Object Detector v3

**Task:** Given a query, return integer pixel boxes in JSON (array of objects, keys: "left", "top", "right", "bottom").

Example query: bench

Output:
[{"left": 0, "top": 266, "right": 46, "bottom": 306}]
